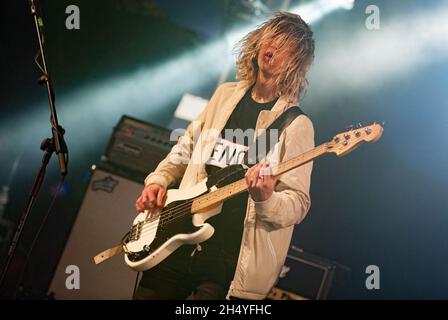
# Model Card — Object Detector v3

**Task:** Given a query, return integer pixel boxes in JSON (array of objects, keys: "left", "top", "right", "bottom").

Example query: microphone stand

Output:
[{"left": 0, "top": 0, "right": 68, "bottom": 297}]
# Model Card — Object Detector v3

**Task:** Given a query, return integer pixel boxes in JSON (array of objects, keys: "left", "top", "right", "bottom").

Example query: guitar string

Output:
[
  {"left": 131, "top": 161, "right": 306, "bottom": 240},
  {"left": 130, "top": 147, "right": 325, "bottom": 240},
  {"left": 132, "top": 152, "right": 321, "bottom": 240},
  {"left": 131, "top": 168, "right": 260, "bottom": 235},
  {"left": 131, "top": 156, "right": 308, "bottom": 237},
  {"left": 135, "top": 181, "right": 239, "bottom": 229},
  {"left": 129, "top": 145, "right": 327, "bottom": 240}
]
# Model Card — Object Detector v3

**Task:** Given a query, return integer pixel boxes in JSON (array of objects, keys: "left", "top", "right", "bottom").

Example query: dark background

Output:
[{"left": 1, "top": 0, "right": 447, "bottom": 299}]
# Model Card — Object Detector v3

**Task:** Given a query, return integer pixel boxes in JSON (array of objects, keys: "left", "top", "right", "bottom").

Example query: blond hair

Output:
[{"left": 235, "top": 11, "right": 315, "bottom": 103}]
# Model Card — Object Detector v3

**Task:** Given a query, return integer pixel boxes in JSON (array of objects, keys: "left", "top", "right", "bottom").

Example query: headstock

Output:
[{"left": 326, "top": 123, "right": 384, "bottom": 157}]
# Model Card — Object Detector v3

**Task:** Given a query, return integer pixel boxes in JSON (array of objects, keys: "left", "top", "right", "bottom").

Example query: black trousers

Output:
[{"left": 134, "top": 243, "right": 238, "bottom": 300}]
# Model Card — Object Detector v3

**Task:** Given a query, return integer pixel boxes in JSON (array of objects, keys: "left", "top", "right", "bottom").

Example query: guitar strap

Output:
[{"left": 248, "top": 106, "right": 306, "bottom": 166}]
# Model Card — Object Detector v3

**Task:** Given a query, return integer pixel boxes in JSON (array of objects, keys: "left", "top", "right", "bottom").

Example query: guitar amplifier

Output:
[
  {"left": 102, "top": 115, "right": 174, "bottom": 176},
  {"left": 269, "top": 246, "right": 350, "bottom": 300},
  {"left": 48, "top": 165, "right": 143, "bottom": 299}
]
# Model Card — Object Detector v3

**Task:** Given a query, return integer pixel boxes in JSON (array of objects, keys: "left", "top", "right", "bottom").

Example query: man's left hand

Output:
[{"left": 245, "top": 163, "right": 277, "bottom": 202}]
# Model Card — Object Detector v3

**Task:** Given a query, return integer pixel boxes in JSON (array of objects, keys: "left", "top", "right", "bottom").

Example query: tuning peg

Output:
[
  {"left": 357, "top": 122, "right": 363, "bottom": 128},
  {"left": 346, "top": 124, "right": 354, "bottom": 131}
]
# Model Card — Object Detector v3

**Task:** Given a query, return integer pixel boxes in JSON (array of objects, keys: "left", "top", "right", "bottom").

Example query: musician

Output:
[{"left": 134, "top": 11, "right": 315, "bottom": 300}]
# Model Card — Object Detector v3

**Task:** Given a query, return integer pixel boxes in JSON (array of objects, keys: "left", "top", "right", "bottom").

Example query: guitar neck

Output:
[{"left": 191, "top": 143, "right": 329, "bottom": 213}]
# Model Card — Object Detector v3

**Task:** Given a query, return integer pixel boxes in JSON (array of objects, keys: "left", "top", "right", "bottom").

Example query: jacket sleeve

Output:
[
  {"left": 144, "top": 85, "right": 223, "bottom": 188},
  {"left": 254, "top": 115, "right": 315, "bottom": 229}
]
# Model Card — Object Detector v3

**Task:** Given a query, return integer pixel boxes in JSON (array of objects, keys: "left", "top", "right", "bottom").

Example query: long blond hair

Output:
[{"left": 235, "top": 11, "right": 315, "bottom": 103}]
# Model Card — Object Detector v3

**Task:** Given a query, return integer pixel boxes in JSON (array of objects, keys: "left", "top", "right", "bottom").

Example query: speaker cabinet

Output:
[
  {"left": 48, "top": 165, "right": 143, "bottom": 299},
  {"left": 270, "top": 246, "right": 350, "bottom": 300}
]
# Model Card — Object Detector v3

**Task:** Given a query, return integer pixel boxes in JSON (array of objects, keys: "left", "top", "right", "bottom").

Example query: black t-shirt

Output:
[{"left": 205, "top": 87, "right": 278, "bottom": 256}]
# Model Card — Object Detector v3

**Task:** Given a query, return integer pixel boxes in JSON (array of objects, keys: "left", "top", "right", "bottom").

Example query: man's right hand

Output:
[{"left": 135, "top": 184, "right": 167, "bottom": 213}]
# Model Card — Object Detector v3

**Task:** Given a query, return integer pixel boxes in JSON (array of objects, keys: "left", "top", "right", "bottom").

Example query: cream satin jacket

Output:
[{"left": 144, "top": 81, "right": 314, "bottom": 299}]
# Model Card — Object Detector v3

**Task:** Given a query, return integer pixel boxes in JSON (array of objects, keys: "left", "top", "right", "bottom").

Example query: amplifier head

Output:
[{"left": 103, "top": 115, "right": 174, "bottom": 175}]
